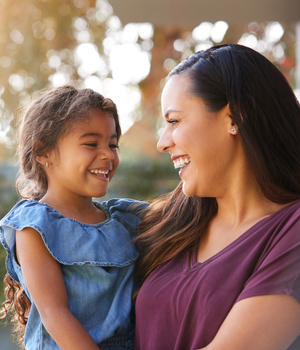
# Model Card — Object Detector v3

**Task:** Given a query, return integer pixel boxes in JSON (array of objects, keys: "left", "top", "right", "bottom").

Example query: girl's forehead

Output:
[
  {"left": 66, "top": 111, "right": 116, "bottom": 134},
  {"left": 69, "top": 110, "right": 112, "bottom": 126}
]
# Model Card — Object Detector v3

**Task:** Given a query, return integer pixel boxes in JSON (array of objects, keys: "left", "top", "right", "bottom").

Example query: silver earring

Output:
[{"left": 231, "top": 126, "right": 238, "bottom": 132}]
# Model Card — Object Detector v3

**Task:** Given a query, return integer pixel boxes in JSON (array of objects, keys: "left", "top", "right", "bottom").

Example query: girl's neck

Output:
[{"left": 40, "top": 192, "right": 106, "bottom": 225}]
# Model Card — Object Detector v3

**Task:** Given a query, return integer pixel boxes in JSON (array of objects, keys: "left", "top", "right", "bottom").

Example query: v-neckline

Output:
[{"left": 185, "top": 200, "right": 300, "bottom": 271}]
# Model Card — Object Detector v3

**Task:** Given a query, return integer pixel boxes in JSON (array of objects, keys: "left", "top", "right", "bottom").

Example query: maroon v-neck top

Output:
[{"left": 135, "top": 201, "right": 300, "bottom": 350}]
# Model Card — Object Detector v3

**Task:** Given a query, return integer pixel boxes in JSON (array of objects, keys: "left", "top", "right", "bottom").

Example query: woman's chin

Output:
[{"left": 182, "top": 182, "right": 196, "bottom": 197}]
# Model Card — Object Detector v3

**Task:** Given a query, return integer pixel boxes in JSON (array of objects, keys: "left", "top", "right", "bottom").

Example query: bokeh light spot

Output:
[
  {"left": 0, "top": 56, "right": 11, "bottom": 68},
  {"left": 48, "top": 55, "right": 61, "bottom": 68},
  {"left": 192, "top": 22, "right": 213, "bottom": 42},
  {"left": 44, "top": 28, "right": 56, "bottom": 40},
  {"left": 211, "top": 21, "right": 228, "bottom": 43},
  {"left": 265, "top": 22, "right": 284, "bottom": 43},
  {"left": 10, "top": 30, "right": 24, "bottom": 44},
  {"left": 109, "top": 43, "right": 151, "bottom": 84},
  {"left": 9, "top": 74, "right": 24, "bottom": 92}
]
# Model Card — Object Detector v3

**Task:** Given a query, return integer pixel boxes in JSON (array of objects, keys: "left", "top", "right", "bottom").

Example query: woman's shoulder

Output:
[{"left": 269, "top": 200, "right": 300, "bottom": 226}]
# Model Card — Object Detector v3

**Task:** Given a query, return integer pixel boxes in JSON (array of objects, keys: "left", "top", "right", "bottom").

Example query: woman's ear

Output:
[
  {"left": 221, "top": 104, "right": 238, "bottom": 135},
  {"left": 224, "top": 105, "right": 238, "bottom": 135},
  {"left": 229, "top": 125, "right": 238, "bottom": 135}
]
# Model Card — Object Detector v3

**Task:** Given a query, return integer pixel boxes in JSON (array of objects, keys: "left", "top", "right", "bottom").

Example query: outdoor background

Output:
[{"left": 0, "top": 0, "right": 299, "bottom": 348}]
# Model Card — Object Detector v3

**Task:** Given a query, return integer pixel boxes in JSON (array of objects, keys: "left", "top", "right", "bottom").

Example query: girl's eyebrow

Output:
[{"left": 79, "top": 132, "right": 118, "bottom": 139}]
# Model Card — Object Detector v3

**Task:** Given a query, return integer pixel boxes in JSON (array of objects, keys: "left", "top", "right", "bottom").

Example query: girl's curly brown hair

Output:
[{"left": 0, "top": 84, "right": 121, "bottom": 348}]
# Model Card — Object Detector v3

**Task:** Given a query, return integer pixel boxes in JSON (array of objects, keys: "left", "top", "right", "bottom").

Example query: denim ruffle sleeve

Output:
[
  {"left": 0, "top": 198, "right": 147, "bottom": 282},
  {"left": 0, "top": 198, "right": 148, "bottom": 350}
]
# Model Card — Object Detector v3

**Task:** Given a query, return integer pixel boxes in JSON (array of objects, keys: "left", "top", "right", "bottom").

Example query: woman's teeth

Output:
[{"left": 173, "top": 157, "right": 191, "bottom": 169}]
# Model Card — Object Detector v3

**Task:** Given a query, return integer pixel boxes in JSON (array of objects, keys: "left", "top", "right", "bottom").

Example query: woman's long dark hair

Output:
[{"left": 135, "top": 44, "right": 300, "bottom": 288}]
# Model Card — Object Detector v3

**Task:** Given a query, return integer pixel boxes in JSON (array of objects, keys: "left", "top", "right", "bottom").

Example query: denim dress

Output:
[{"left": 0, "top": 198, "right": 146, "bottom": 350}]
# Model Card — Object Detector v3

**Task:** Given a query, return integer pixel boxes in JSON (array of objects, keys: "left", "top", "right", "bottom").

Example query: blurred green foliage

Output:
[
  {"left": 0, "top": 247, "right": 7, "bottom": 304},
  {"left": 0, "top": 163, "right": 19, "bottom": 304}
]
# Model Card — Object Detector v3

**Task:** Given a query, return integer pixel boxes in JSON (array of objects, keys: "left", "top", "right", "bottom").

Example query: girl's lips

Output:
[{"left": 89, "top": 171, "right": 110, "bottom": 182}]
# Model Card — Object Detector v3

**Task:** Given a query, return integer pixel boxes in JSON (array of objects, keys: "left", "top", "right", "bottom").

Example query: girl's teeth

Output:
[{"left": 90, "top": 170, "right": 109, "bottom": 174}]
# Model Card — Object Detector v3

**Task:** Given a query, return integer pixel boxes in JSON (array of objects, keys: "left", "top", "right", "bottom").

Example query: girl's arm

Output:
[
  {"left": 199, "top": 294, "right": 300, "bottom": 350},
  {"left": 16, "top": 227, "right": 100, "bottom": 350}
]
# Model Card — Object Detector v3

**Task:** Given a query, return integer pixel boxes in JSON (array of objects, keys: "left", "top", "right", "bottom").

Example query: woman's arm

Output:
[
  {"left": 16, "top": 227, "right": 100, "bottom": 350},
  {"left": 199, "top": 294, "right": 300, "bottom": 350}
]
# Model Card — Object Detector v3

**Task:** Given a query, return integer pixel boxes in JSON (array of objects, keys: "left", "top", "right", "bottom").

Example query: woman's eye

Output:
[{"left": 167, "top": 119, "right": 178, "bottom": 126}]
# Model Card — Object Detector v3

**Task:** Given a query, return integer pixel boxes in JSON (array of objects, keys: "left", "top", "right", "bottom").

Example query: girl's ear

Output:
[
  {"left": 34, "top": 142, "right": 45, "bottom": 164},
  {"left": 35, "top": 153, "right": 50, "bottom": 167}
]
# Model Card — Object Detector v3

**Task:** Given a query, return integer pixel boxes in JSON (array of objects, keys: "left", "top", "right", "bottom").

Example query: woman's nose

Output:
[{"left": 157, "top": 127, "right": 174, "bottom": 153}]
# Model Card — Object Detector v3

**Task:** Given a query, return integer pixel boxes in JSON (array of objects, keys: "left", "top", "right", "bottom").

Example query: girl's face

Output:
[
  {"left": 158, "top": 74, "right": 240, "bottom": 198},
  {"left": 45, "top": 109, "right": 119, "bottom": 200}
]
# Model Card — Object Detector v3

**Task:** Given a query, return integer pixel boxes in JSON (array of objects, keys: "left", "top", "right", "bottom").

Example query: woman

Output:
[{"left": 134, "top": 44, "right": 300, "bottom": 350}]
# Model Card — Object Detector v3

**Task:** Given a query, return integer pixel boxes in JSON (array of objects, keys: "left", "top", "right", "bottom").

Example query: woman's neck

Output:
[
  {"left": 213, "top": 150, "right": 289, "bottom": 228},
  {"left": 197, "top": 176, "right": 291, "bottom": 264}
]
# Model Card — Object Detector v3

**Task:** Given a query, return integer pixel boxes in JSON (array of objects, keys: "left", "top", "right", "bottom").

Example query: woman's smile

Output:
[{"left": 158, "top": 74, "right": 238, "bottom": 198}]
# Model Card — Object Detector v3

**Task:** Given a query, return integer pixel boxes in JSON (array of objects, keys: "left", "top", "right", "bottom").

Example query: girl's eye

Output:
[
  {"left": 85, "top": 143, "right": 97, "bottom": 147},
  {"left": 109, "top": 144, "right": 119, "bottom": 151}
]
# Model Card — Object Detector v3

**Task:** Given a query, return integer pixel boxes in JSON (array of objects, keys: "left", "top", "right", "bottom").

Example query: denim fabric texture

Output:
[{"left": 0, "top": 198, "right": 146, "bottom": 350}]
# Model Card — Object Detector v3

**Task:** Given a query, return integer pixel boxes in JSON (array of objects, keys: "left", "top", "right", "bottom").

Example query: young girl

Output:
[{"left": 0, "top": 85, "right": 145, "bottom": 350}]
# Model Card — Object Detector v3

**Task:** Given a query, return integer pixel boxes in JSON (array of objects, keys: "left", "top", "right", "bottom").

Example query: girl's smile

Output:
[{"left": 42, "top": 109, "right": 119, "bottom": 204}]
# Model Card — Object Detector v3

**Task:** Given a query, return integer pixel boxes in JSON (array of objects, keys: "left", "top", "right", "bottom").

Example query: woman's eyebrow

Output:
[{"left": 164, "top": 109, "right": 181, "bottom": 119}]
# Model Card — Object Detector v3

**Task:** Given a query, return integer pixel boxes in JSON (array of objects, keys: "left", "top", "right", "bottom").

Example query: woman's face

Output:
[{"left": 158, "top": 74, "right": 240, "bottom": 198}]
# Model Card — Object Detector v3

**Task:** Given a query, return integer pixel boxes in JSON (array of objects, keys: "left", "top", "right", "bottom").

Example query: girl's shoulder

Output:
[
  {"left": 0, "top": 199, "right": 92, "bottom": 232},
  {"left": 99, "top": 198, "right": 148, "bottom": 219},
  {"left": 96, "top": 198, "right": 149, "bottom": 234},
  {"left": 0, "top": 199, "right": 144, "bottom": 269},
  {"left": 0, "top": 199, "right": 53, "bottom": 228},
  {"left": 0, "top": 198, "right": 149, "bottom": 232}
]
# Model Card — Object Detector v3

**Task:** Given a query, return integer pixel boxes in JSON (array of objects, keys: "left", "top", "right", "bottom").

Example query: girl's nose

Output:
[
  {"left": 99, "top": 147, "right": 115, "bottom": 160},
  {"left": 157, "top": 127, "right": 174, "bottom": 153}
]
